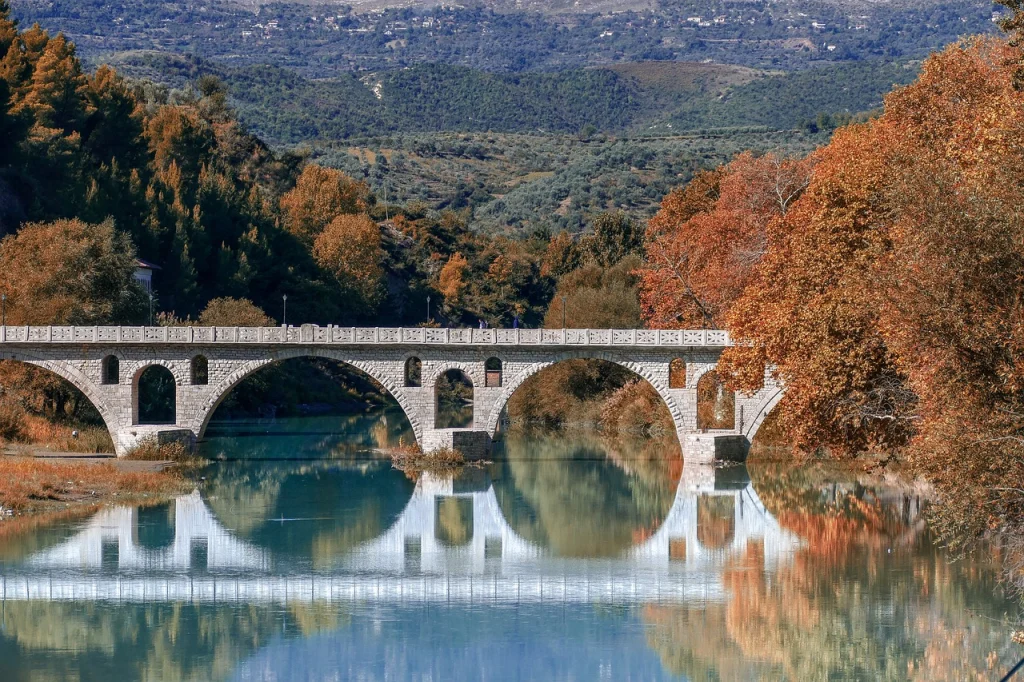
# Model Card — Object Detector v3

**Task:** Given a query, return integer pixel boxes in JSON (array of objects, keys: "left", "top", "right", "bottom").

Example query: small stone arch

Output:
[
  {"left": 133, "top": 364, "right": 177, "bottom": 425},
  {"left": 696, "top": 369, "right": 735, "bottom": 431},
  {"left": 190, "top": 355, "right": 209, "bottom": 386},
  {"left": 668, "top": 358, "right": 686, "bottom": 389},
  {"left": 404, "top": 356, "right": 422, "bottom": 387},
  {"left": 435, "top": 368, "right": 474, "bottom": 429},
  {"left": 101, "top": 355, "right": 120, "bottom": 385},
  {"left": 485, "top": 357, "right": 503, "bottom": 388}
]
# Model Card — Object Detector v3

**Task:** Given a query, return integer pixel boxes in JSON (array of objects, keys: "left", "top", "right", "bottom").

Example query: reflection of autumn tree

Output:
[
  {"left": 643, "top": 464, "right": 1016, "bottom": 680},
  {"left": 493, "top": 432, "right": 676, "bottom": 556},
  {"left": 0, "top": 601, "right": 348, "bottom": 682},
  {"left": 435, "top": 497, "right": 473, "bottom": 546}
]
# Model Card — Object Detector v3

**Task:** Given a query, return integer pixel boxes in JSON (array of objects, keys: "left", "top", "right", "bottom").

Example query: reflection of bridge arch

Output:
[
  {"left": 25, "top": 490, "right": 268, "bottom": 572},
  {"left": 8, "top": 465, "right": 801, "bottom": 604}
]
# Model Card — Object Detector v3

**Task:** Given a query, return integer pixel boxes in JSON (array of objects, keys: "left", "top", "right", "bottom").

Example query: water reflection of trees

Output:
[
  {"left": 200, "top": 411, "right": 414, "bottom": 461},
  {"left": 491, "top": 431, "right": 679, "bottom": 556},
  {"left": 643, "top": 462, "right": 1020, "bottom": 680},
  {"left": 0, "top": 601, "right": 348, "bottom": 682},
  {"left": 201, "top": 460, "right": 415, "bottom": 569}
]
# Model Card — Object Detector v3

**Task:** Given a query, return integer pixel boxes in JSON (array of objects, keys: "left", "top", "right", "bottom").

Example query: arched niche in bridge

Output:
[
  {"left": 435, "top": 369, "right": 473, "bottom": 429},
  {"left": 696, "top": 369, "right": 735, "bottom": 431},
  {"left": 191, "top": 355, "right": 209, "bottom": 385},
  {"left": 101, "top": 355, "right": 120, "bottom": 385},
  {"left": 485, "top": 357, "right": 503, "bottom": 387},
  {"left": 668, "top": 358, "right": 686, "bottom": 389},
  {"left": 135, "top": 365, "right": 176, "bottom": 425},
  {"left": 404, "top": 357, "right": 422, "bottom": 387},
  {"left": 697, "top": 495, "right": 736, "bottom": 550}
]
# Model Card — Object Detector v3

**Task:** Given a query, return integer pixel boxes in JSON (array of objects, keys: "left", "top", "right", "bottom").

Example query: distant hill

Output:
[{"left": 107, "top": 53, "right": 918, "bottom": 143}]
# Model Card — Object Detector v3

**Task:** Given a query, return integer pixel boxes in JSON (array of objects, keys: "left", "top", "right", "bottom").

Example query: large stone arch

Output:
[
  {"left": 0, "top": 350, "right": 120, "bottom": 437},
  {"left": 188, "top": 349, "right": 422, "bottom": 444},
  {"left": 482, "top": 350, "right": 685, "bottom": 437},
  {"left": 742, "top": 385, "right": 784, "bottom": 441}
]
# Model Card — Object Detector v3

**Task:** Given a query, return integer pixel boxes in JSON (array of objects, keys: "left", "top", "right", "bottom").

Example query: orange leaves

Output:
[
  {"left": 279, "top": 165, "right": 370, "bottom": 246},
  {"left": 312, "top": 213, "right": 385, "bottom": 311},
  {"left": 437, "top": 251, "right": 469, "bottom": 309},
  {"left": 639, "top": 153, "right": 814, "bottom": 330}
]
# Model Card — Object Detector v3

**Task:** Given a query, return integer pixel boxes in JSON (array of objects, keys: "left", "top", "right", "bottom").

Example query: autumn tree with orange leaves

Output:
[
  {"left": 705, "top": 37, "right": 1024, "bottom": 533},
  {"left": 639, "top": 152, "right": 814, "bottom": 329}
]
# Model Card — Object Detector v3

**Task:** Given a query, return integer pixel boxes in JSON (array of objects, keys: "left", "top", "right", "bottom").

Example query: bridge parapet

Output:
[{"left": 0, "top": 325, "right": 732, "bottom": 348}]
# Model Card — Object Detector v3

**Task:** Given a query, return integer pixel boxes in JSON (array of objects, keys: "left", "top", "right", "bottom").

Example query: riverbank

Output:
[{"left": 0, "top": 452, "right": 191, "bottom": 523}]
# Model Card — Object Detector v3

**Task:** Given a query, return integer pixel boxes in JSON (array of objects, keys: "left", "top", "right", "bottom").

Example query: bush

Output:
[{"left": 0, "top": 395, "right": 26, "bottom": 442}]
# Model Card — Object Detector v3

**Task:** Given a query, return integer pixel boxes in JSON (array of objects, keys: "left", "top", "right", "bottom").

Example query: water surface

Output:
[{"left": 0, "top": 412, "right": 1019, "bottom": 680}]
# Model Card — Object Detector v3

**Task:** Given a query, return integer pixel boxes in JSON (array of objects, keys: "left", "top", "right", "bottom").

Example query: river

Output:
[{"left": 0, "top": 410, "right": 1020, "bottom": 680}]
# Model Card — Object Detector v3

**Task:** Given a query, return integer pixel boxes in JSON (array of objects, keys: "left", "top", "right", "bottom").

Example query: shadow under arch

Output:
[
  {"left": 0, "top": 351, "right": 118, "bottom": 440},
  {"left": 192, "top": 350, "right": 420, "bottom": 444},
  {"left": 483, "top": 351, "right": 685, "bottom": 438}
]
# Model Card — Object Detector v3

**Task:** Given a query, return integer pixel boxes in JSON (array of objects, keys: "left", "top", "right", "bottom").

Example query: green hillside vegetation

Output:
[{"left": 108, "top": 53, "right": 918, "bottom": 143}]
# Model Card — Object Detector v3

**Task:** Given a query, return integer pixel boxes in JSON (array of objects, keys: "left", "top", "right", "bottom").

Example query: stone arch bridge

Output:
[{"left": 0, "top": 325, "right": 782, "bottom": 459}]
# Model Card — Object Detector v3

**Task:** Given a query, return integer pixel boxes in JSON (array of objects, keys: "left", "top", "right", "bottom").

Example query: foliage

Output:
[
  {"left": 0, "top": 218, "right": 146, "bottom": 325},
  {"left": 639, "top": 152, "right": 814, "bottom": 329},
  {"left": 198, "top": 297, "right": 276, "bottom": 327},
  {"left": 280, "top": 165, "right": 369, "bottom": 246}
]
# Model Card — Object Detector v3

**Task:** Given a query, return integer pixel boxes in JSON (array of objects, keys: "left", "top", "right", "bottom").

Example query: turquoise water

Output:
[{"left": 0, "top": 412, "right": 1020, "bottom": 680}]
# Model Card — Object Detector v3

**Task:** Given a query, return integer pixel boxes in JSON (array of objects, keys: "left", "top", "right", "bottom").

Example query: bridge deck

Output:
[{"left": 0, "top": 325, "right": 732, "bottom": 348}]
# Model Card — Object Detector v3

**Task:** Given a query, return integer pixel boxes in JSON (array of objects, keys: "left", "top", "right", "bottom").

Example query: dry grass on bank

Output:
[
  {"left": 0, "top": 456, "right": 188, "bottom": 515},
  {"left": 123, "top": 440, "right": 192, "bottom": 462},
  {"left": 0, "top": 399, "right": 114, "bottom": 454}
]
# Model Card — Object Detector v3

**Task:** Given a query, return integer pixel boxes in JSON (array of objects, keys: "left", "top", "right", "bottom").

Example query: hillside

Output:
[{"left": 108, "top": 54, "right": 917, "bottom": 143}]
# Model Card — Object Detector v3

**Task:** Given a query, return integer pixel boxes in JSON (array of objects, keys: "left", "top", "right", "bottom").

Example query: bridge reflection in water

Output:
[{"left": 0, "top": 463, "right": 803, "bottom": 606}]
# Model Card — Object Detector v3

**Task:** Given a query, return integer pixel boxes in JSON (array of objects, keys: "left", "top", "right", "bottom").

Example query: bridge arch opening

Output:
[
  {"left": 502, "top": 357, "right": 680, "bottom": 438},
  {"left": 191, "top": 355, "right": 209, "bottom": 385},
  {"left": 135, "top": 365, "right": 176, "bottom": 425},
  {"left": 696, "top": 370, "right": 735, "bottom": 431},
  {"left": 435, "top": 369, "right": 473, "bottom": 429},
  {"left": 0, "top": 357, "right": 115, "bottom": 449},
  {"left": 200, "top": 355, "right": 415, "bottom": 453},
  {"left": 404, "top": 357, "right": 421, "bottom": 387},
  {"left": 101, "top": 355, "right": 120, "bottom": 385}
]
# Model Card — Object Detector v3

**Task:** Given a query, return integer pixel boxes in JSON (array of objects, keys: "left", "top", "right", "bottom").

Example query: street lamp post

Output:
[
  {"left": 426, "top": 295, "right": 431, "bottom": 323},
  {"left": 148, "top": 291, "right": 153, "bottom": 326},
  {"left": 282, "top": 294, "right": 288, "bottom": 327},
  {"left": 561, "top": 295, "right": 566, "bottom": 329},
  {"left": 1, "top": 293, "right": 6, "bottom": 326}
]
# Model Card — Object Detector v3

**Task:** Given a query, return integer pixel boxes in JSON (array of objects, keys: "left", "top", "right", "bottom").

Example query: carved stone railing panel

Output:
[{"left": 0, "top": 326, "right": 733, "bottom": 348}]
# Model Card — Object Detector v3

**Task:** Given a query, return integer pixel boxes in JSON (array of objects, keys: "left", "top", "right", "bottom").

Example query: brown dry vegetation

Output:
[{"left": 0, "top": 456, "right": 189, "bottom": 516}]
